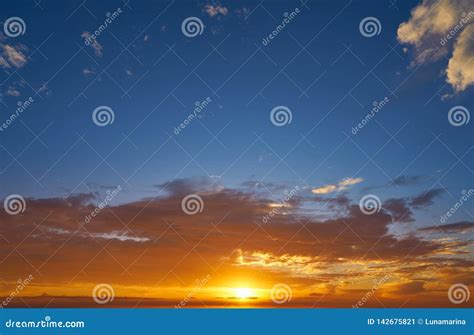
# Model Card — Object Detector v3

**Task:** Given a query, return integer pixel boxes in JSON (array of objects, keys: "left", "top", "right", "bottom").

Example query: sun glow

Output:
[{"left": 233, "top": 287, "right": 254, "bottom": 299}]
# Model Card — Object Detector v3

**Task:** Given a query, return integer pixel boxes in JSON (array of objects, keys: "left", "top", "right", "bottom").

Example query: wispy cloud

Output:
[
  {"left": 0, "top": 44, "right": 28, "bottom": 69},
  {"left": 204, "top": 3, "right": 229, "bottom": 17},
  {"left": 312, "top": 177, "right": 363, "bottom": 194},
  {"left": 81, "top": 31, "right": 103, "bottom": 57}
]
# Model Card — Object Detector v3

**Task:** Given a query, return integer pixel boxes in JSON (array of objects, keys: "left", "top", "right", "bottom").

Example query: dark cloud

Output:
[
  {"left": 419, "top": 221, "right": 474, "bottom": 233},
  {"left": 391, "top": 175, "right": 426, "bottom": 186},
  {"left": 410, "top": 189, "right": 444, "bottom": 208},
  {"left": 383, "top": 198, "right": 414, "bottom": 223},
  {"left": 0, "top": 178, "right": 469, "bottom": 307}
]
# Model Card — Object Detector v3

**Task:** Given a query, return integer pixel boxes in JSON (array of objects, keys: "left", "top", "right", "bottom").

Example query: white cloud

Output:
[
  {"left": 0, "top": 44, "right": 27, "bottom": 69},
  {"left": 205, "top": 4, "right": 228, "bottom": 17},
  {"left": 446, "top": 24, "right": 474, "bottom": 92},
  {"left": 81, "top": 31, "right": 103, "bottom": 57},
  {"left": 6, "top": 86, "right": 20, "bottom": 96},
  {"left": 397, "top": 0, "right": 474, "bottom": 92},
  {"left": 312, "top": 177, "right": 364, "bottom": 194},
  {"left": 81, "top": 67, "right": 95, "bottom": 76}
]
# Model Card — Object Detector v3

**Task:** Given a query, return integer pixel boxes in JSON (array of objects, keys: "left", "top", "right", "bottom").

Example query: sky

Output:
[{"left": 0, "top": 0, "right": 473, "bottom": 308}]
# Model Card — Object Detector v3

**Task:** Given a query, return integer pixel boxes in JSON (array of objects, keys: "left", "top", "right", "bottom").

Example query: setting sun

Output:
[{"left": 233, "top": 288, "right": 255, "bottom": 299}]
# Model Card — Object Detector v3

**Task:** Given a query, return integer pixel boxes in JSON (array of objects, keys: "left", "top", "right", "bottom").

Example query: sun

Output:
[{"left": 233, "top": 287, "right": 253, "bottom": 299}]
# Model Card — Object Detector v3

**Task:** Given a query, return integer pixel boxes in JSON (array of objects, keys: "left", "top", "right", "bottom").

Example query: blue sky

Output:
[
  {"left": 0, "top": 0, "right": 473, "bottom": 308},
  {"left": 1, "top": 0, "right": 473, "bottom": 229}
]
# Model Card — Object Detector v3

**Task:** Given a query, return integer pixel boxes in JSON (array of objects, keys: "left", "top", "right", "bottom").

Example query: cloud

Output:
[
  {"left": 6, "top": 86, "right": 20, "bottom": 96},
  {"left": 446, "top": 24, "right": 474, "bottom": 91},
  {"left": 204, "top": 3, "right": 229, "bottom": 17},
  {"left": 0, "top": 44, "right": 27, "bottom": 69},
  {"left": 81, "top": 67, "right": 95, "bottom": 76},
  {"left": 419, "top": 221, "right": 474, "bottom": 233},
  {"left": 312, "top": 177, "right": 363, "bottom": 194},
  {"left": 397, "top": 0, "right": 474, "bottom": 92},
  {"left": 81, "top": 31, "right": 103, "bottom": 57},
  {"left": 410, "top": 188, "right": 444, "bottom": 208},
  {"left": 391, "top": 175, "right": 425, "bottom": 186},
  {"left": 383, "top": 198, "right": 414, "bottom": 223},
  {"left": 0, "top": 178, "right": 470, "bottom": 307}
]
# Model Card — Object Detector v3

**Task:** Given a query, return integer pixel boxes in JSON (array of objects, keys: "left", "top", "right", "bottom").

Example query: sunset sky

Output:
[{"left": 0, "top": 0, "right": 473, "bottom": 308}]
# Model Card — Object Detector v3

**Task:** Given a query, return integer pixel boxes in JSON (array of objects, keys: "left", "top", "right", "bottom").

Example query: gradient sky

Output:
[{"left": 0, "top": 0, "right": 473, "bottom": 307}]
